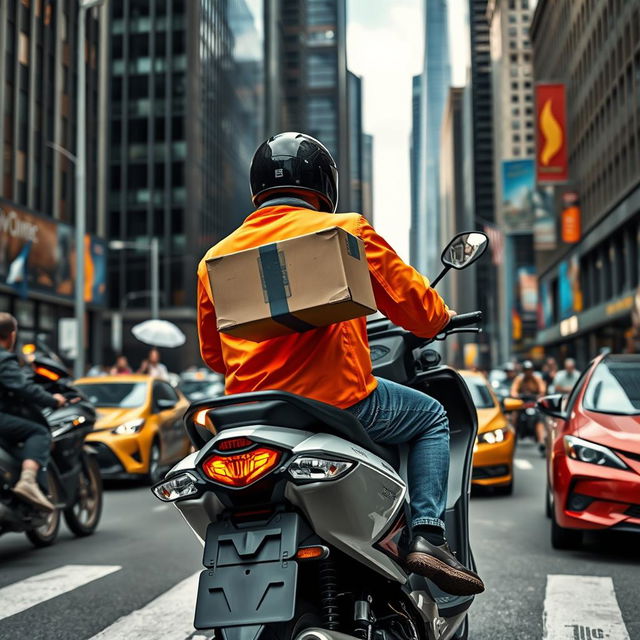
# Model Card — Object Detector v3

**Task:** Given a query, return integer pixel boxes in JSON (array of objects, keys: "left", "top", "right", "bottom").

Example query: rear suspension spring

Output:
[{"left": 319, "top": 558, "right": 340, "bottom": 630}]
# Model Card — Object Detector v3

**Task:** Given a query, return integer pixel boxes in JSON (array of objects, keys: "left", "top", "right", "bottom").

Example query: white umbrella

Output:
[{"left": 131, "top": 319, "right": 186, "bottom": 348}]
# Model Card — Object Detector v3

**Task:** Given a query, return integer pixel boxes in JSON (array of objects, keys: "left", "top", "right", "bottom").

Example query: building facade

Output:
[
  {"left": 487, "top": 0, "right": 536, "bottom": 360},
  {"left": 108, "top": 0, "right": 264, "bottom": 370},
  {"left": 439, "top": 87, "right": 477, "bottom": 366},
  {"left": 531, "top": 0, "right": 640, "bottom": 365},
  {"left": 0, "top": 0, "right": 108, "bottom": 365},
  {"left": 264, "top": 0, "right": 357, "bottom": 212},
  {"left": 413, "top": 0, "right": 451, "bottom": 277},
  {"left": 466, "top": 0, "right": 499, "bottom": 367}
]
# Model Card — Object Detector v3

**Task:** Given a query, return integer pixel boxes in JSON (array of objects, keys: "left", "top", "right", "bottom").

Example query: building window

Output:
[
  {"left": 510, "top": 41, "right": 517, "bottom": 49},
  {"left": 512, "top": 120, "right": 521, "bottom": 129},
  {"left": 511, "top": 81, "right": 519, "bottom": 90},
  {"left": 526, "top": 146, "right": 534, "bottom": 155},
  {"left": 512, "top": 107, "right": 520, "bottom": 116},
  {"left": 511, "top": 94, "right": 520, "bottom": 103},
  {"left": 509, "top": 15, "right": 517, "bottom": 24},
  {"left": 308, "top": 51, "right": 336, "bottom": 88},
  {"left": 513, "top": 148, "right": 520, "bottom": 156},
  {"left": 513, "top": 134, "right": 521, "bottom": 143},
  {"left": 510, "top": 54, "right": 518, "bottom": 63},
  {"left": 524, "top": 94, "right": 532, "bottom": 102}
]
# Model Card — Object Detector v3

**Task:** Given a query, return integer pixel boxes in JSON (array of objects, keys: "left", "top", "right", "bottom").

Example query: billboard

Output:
[
  {"left": 558, "top": 256, "right": 583, "bottom": 321},
  {"left": 535, "top": 84, "right": 569, "bottom": 184},
  {"left": 502, "top": 159, "right": 535, "bottom": 232},
  {"left": 532, "top": 186, "right": 556, "bottom": 251},
  {"left": 0, "top": 200, "right": 106, "bottom": 305}
]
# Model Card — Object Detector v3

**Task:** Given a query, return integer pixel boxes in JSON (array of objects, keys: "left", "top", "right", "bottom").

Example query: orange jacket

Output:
[{"left": 197, "top": 206, "right": 450, "bottom": 409}]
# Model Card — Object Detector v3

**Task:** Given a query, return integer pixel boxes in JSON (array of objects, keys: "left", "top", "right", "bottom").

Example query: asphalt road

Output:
[{"left": 0, "top": 442, "right": 638, "bottom": 640}]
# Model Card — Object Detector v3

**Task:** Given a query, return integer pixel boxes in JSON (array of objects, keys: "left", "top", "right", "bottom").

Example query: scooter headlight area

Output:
[
  {"left": 287, "top": 456, "right": 354, "bottom": 481},
  {"left": 152, "top": 472, "right": 201, "bottom": 502}
]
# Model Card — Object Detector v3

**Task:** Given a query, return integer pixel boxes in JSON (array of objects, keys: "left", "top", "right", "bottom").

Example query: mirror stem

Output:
[{"left": 430, "top": 267, "right": 449, "bottom": 289}]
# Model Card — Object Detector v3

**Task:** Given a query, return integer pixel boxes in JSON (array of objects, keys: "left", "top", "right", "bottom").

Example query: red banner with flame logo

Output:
[{"left": 535, "top": 84, "right": 568, "bottom": 184}]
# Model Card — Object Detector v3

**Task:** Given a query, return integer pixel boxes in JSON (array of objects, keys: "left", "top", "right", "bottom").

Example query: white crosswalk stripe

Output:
[
  {"left": 543, "top": 575, "right": 630, "bottom": 640},
  {"left": 89, "top": 572, "right": 201, "bottom": 640},
  {"left": 514, "top": 458, "right": 533, "bottom": 470},
  {"left": 0, "top": 564, "right": 121, "bottom": 622}
]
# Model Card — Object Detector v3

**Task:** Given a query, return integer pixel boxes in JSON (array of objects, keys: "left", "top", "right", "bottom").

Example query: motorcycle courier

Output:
[
  {"left": 152, "top": 230, "right": 489, "bottom": 640},
  {"left": 0, "top": 345, "right": 102, "bottom": 547}
]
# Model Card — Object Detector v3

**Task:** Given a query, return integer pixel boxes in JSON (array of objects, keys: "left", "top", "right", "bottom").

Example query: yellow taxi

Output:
[
  {"left": 75, "top": 375, "right": 190, "bottom": 483},
  {"left": 460, "top": 370, "right": 522, "bottom": 495}
]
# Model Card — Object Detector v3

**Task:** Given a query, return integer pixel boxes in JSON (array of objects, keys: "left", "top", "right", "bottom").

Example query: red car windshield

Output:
[{"left": 583, "top": 359, "right": 640, "bottom": 416}]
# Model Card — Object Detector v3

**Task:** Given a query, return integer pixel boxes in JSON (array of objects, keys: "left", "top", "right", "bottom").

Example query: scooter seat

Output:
[{"left": 187, "top": 391, "right": 400, "bottom": 468}]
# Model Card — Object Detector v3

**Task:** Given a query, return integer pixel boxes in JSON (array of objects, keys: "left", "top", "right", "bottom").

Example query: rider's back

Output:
[{"left": 197, "top": 204, "right": 449, "bottom": 409}]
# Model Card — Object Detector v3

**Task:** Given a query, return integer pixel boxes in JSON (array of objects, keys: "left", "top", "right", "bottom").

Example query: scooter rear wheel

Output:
[{"left": 25, "top": 471, "right": 61, "bottom": 548}]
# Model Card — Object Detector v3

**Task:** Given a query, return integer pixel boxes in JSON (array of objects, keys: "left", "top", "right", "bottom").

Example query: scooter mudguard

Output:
[{"left": 194, "top": 512, "right": 300, "bottom": 631}]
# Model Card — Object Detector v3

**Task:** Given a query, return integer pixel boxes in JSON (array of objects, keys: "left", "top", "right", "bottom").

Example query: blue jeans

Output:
[{"left": 345, "top": 377, "right": 449, "bottom": 531}]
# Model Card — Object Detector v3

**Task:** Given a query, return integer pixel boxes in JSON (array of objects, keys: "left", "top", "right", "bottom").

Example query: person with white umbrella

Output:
[{"left": 137, "top": 348, "right": 169, "bottom": 381}]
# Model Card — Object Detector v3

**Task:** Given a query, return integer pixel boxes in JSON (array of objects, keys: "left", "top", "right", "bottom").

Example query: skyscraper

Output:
[
  {"left": 487, "top": 0, "right": 536, "bottom": 360},
  {"left": 531, "top": 0, "right": 640, "bottom": 362},
  {"left": 0, "top": 1, "right": 109, "bottom": 365},
  {"left": 413, "top": 0, "right": 451, "bottom": 277},
  {"left": 264, "top": 0, "right": 358, "bottom": 212},
  {"left": 108, "top": 0, "right": 264, "bottom": 369},
  {"left": 466, "top": 0, "right": 498, "bottom": 366}
]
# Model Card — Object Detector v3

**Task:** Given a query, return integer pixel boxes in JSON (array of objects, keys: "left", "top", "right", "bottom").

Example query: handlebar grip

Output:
[{"left": 447, "top": 311, "right": 483, "bottom": 329}]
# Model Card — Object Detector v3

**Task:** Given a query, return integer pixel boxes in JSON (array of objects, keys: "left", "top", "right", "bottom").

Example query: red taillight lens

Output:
[
  {"left": 217, "top": 437, "right": 253, "bottom": 451},
  {"left": 201, "top": 447, "right": 281, "bottom": 487}
]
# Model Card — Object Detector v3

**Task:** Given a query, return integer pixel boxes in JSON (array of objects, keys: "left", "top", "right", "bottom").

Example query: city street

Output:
[{"left": 0, "top": 442, "right": 637, "bottom": 640}]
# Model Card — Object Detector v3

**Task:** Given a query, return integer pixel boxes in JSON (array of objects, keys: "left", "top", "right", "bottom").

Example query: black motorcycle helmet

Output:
[{"left": 250, "top": 132, "right": 339, "bottom": 213}]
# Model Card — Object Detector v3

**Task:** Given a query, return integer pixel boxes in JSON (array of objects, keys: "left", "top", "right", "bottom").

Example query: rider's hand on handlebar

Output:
[
  {"left": 53, "top": 393, "right": 67, "bottom": 407},
  {"left": 447, "top": 309, "right": 458, "bottom": 324}
]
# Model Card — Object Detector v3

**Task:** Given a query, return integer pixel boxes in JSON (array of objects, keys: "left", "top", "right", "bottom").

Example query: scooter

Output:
[
  {"left": 515, "top": 394, "right": 540, "bottom": 440},
  {"left": 0, "top": 347, "right": 102, "bottom": 547},
  {"left": 152, "top": 232, "right": 489, "bottom": 640}
]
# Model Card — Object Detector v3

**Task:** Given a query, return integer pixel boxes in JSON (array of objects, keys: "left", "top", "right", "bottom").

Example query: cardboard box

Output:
[{"left": 206, "top": 227, "right": 377, "bottom": 342}]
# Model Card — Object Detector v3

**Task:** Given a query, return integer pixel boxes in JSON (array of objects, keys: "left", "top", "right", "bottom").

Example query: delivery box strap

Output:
[{"left": 258, "top": 244, "right": 316, "bottom": 333}]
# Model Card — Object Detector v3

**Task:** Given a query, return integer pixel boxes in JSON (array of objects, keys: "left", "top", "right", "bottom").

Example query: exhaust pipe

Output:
[{"left": 294, "top": 629, "right": 361, "bottom": 640}]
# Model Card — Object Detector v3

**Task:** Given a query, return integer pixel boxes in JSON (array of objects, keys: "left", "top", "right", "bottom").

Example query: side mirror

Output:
[
  {"left": 537, "top": 394, "right": 566, "bottom": 420},
  {"left": 442, "top": 232, "right": 489, "bottom": 270},
  {"left": 156, "top": 398, "right": 176, "bottom": 411},
  {"left": 431, "top": 231, "right": 489, "bottom": 287},
  {"left": 503, "top": 397, "right": 524, "bottom": 412}
]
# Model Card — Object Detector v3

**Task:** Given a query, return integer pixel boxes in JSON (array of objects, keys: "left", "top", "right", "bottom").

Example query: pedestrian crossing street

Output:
[{"left": 0, "top": 564, "right": 632, "bottom": 639}]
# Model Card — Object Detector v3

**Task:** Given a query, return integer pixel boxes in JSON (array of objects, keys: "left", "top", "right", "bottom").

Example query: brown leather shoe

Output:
[
  {"left": 12, "top": 477, "right": 55, "bottom": 512},
  {"left": 405, "top": 536, "right": 485, "bottom": 596}
]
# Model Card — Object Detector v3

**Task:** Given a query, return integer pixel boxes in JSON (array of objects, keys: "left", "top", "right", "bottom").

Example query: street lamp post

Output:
[{"left": 74, "top": 0, "right": 106, "bottom": 379}]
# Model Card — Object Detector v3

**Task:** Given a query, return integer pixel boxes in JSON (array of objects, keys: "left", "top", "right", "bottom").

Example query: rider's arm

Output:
[
  {"left": 0, "top": 353, "right": 58, "bottom": 408},
  {"left": 358, "top": 217, "right": 450, "bottom": 339},
  {"left": 196, "top": 268, "right": 227, "bottom": 375},
  {"left": 535, "top": 374, "right": 546, "bottom": 396}
]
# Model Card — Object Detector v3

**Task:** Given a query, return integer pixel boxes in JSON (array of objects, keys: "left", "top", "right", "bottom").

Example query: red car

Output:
[{"left": 539, "top": 354, "right": 640, "bottom": 549}]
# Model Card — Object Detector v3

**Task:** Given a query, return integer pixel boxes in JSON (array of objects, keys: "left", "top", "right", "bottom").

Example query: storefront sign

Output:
[
  {"left": 518, "top": 267, "right": 538, "bottom": 320},
  {"left": 0, "top": 199, "right": 106, "bottom": 305},
  {"left": 561, "top": 192, "right": 581, "bottom": 244},
  {"left": 502, "top": 159, "right": 535, "bottom": 232},
  {"left": 535, "top": 84, "right": 569, "bottom": 184}
]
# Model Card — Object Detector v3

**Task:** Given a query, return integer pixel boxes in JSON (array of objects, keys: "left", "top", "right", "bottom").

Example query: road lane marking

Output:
[
  {"left": 0, "top": 565, "right": 121, "bottom": 621},
  {"left": 543, "top": 575, "right": 630, "bottom": 640},
  {"left": 514, "top": 458, "right": 533, "bottom": 470},
  {"left": 89, "top": 572, "right": 200, "bottom": 640}
]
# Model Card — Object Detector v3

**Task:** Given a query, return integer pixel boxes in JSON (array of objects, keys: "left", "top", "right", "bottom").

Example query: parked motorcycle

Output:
[
  {"left": 152, "top": 232, "right": 488, "bottom": 640},
  {"left": 0, "top": 346, "right": 102, "bottom": 547}
]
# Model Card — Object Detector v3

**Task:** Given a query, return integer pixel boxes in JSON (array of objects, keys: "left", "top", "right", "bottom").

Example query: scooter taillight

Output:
[{"left": 201, "top": 447, "right": 281, "bottom": 487}]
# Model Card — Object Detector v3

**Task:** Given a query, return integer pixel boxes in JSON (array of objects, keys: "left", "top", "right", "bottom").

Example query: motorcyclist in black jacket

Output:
[{"left": 0, "top": 312, "right": 66, "bottom": 511}]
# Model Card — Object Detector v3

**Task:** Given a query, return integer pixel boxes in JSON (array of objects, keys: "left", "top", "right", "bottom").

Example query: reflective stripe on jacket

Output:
[{"left": 197, "top": 206, "right": 450, "bottom": 409}]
